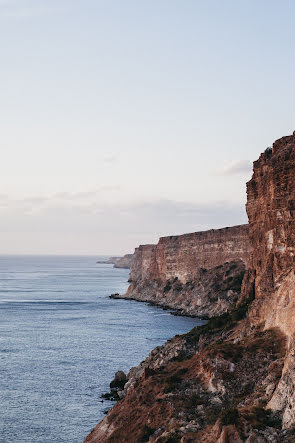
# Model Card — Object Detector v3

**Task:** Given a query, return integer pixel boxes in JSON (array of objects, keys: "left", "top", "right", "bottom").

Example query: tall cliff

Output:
[
  {"left": 85, "top": 132, "right": 295, "bottom": 442},
  {"left": 245, "top": 134, "right": 295, "bottom": 429},
  {"left": 115, "top": 225, "right": 250, "bottom": 318},
  {"left": 130, "top": 225, "right": 250, "bottom": 283}
]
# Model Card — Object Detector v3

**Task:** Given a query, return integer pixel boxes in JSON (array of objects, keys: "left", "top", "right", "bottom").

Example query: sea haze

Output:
[{"left": 0, "top": 255, "right": 204, "bottom": 443}]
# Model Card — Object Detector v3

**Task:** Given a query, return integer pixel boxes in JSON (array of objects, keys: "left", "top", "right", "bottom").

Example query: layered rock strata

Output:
[
  {"left": 116, "top": 225, "right": 250, "bottom": 317},
  {"left": 130, "top": 225, "right": 250, "bottom": 284},
  {"left": 85, "top": 132, "right": 295, "bottom": 442}
]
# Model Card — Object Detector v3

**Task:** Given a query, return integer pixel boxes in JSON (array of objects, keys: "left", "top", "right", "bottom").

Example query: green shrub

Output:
[
  {"left": 139, "top": 425, "right": 155, "bottom": 442},
  {"left": 163, "top": 281, "right": 172, "bottom": 293},
  {"left": 264, "top": 146, "right": 273, "bottom": 159},
  {"left": 220, "top": 407, "right": 239, "bottom": 426}
]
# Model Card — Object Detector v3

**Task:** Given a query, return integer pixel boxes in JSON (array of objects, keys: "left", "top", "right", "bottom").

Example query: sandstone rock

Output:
[
  {"left": 115, "top": 225, "right": 251, "bottom": 318},
  {"left": 129, "top": 225, "right": 250, "bottom": 284}
]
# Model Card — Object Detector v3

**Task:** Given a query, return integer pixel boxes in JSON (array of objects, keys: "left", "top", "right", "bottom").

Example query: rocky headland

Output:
[
  {"left": 85, "top": 132, "right": 295, "bottom": 442},
  {"left": 112, "top": 225, "right": 250, "bottom": 318}
]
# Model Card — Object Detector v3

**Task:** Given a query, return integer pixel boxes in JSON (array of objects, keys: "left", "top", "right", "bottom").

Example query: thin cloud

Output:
[
  {"left": 0, "top": 196, "right": 248, "bottom": 253},
  {"left": 52, "top": 186, "right": 120, "bottom": 201},
  {"left": 214, "top": 160, "right": 253, "bottom": 176}
]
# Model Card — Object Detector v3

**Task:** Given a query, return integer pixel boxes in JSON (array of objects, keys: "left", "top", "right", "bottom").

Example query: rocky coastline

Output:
[
  {"left": 85, "top": 132, "right": 295, "bottom": 442},
  {"left": 110, "top": 259, "right": 247, "bottom": 319},
  {"left": 112, "top": 225, "right": 250, "bottom": 319}
]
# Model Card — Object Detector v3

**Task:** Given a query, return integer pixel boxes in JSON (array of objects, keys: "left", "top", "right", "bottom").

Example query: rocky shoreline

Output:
[
  {"left": 109, "top": 293, "right": 202, "bottom": 318},
  {"left": 111, "top": 259, "right": 247, "bottom": 319}
]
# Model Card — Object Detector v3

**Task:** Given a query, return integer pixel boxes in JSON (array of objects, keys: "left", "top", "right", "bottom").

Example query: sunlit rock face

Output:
[
  {"left": 130, "top": 225, "right": 250, "bottom": 284},
  {"left": 246, "top": 133, "right": 295, "bottom": 428},
  {"left": 125, "top": 225, "right": 250, "bottom": 317}
]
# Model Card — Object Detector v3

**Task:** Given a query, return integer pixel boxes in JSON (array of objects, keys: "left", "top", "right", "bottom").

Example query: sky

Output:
[{"left": 1, "top": 0, "right": 295, "bottom": 255}]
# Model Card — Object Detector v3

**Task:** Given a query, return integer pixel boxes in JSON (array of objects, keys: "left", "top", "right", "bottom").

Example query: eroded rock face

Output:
[
  {"left": 245, "top": 134, "right": 295, "bottom": 429},
  {"left": 121, "top": 226, "right": 251, "bottom": 318},
  {"left": 130, "top": 225, "right": 250, "bottom": 284}
]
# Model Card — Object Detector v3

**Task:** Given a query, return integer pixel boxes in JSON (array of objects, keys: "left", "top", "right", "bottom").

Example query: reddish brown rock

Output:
[
  {"left": 245, "top": 134, "right": 295, "bottom": 429},
  {"left": 130, "top": 225, "right": 250, "bottom": 284},
  {"left": 120, "top": 225, "right": 250, "bottom": 317}
]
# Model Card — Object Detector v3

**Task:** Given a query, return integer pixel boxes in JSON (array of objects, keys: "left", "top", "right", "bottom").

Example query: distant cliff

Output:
[
  {"left": 96, "top": 254, "right": 133, "bottom": 269},
  {"left": 114, "top": 225, "right": 250, "bottom": 318},
  {"left": 85, "top": 132, "right": 295, "bottom": 442}
]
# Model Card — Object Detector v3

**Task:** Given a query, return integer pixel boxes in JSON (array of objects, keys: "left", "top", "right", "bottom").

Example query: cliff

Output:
[
  {"left": 96, "top": 254, "right": 133, "bottom": 269},
  {"left": 85, "top": 132, "right": 295, "bottom": 442},
  {"left": 130, "top": 225, "right": 250, "bottom": 283},
  {"left": 113, "top": 254, "right": 133, "bottom": 269},
  {"left": 245, "top": 134, "right": 295, "bottom": 429},
  {"left": 114, "top": 225, "right": 250, "bottom": 318}
]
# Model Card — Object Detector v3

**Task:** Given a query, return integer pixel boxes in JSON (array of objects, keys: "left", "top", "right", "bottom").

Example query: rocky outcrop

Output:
[
  {"left": 116, "top": 225, "right": 250, "bottom": 318},
  {"left": 85, "top": 132, "right": 295, "bottom": 442}
]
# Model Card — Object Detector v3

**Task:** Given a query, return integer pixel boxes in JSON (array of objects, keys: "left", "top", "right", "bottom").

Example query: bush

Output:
[
  {"left": 264, "top": 147, "right": 273, "bottom": 159},
  {"left": 163, "top": 281, "right": 172, "bottom": 293},
  {"left": 220, "top": 407, "right": 239, "bottom": 426},
  {"left": 186, "top": 392, "right": 204, "bottom": 408},
  {"left": 139, "top": 425, "right": 155, "bottom": 442},
  {"left": 185, "top": 291, "right": 254, "bottom": 344},
  {"left": 242, "top": 406, "right": 276, "bottom": 430}
]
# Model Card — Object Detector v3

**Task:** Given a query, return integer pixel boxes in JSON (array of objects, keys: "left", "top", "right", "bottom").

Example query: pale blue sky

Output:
[{"left": 1, "top": 0, "right": 295, "bottom": 254}]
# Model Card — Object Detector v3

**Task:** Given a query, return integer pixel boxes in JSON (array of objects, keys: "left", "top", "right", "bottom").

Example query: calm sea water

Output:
[{"left": 0, "top": 255, "right": 203, "bottom": 443}]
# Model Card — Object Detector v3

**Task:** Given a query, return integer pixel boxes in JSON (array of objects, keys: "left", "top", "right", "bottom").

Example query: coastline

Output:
[{"left": 109, "top": 293, "right": 208, "bottom": 319}]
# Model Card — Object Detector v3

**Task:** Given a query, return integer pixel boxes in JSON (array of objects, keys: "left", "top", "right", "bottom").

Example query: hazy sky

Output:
[{"left": 1, "top": 0, "right": 295, "bottom": 255}]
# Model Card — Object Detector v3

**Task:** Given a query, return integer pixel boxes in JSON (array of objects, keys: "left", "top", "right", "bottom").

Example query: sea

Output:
[{"left": 0, "top": 255, "right": 204, "bottom": 443}]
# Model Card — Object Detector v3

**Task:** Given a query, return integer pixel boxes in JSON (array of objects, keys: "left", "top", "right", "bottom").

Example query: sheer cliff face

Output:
[
  {"left": 125, "top": 226, "right": 250, "bottom": 317},
  {"left": 130, "top": 225, "right": 250, "bottom": 284},
  {"left": 129, "top": 245, "right": 158, "bottom": 281},
  {"left": 246, "top": 134, "right": 295, "bottom": 428}
]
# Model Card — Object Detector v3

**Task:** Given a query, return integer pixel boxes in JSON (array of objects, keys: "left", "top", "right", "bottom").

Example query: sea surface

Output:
[{"left": 0, "top": 255, "right": 204, "bottom": 443}]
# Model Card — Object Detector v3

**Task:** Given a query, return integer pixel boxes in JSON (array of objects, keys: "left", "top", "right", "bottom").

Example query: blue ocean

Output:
[{"left": 0, "top": 255, "right": 203, "bottom": 442}]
